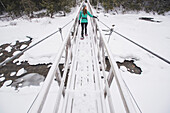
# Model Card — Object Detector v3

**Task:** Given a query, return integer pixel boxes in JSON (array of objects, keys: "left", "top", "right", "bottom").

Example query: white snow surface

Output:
[
  {"left": 93, "top": 8, "right": 170, "bottom": 113},
  {"left": 0, "top": 53, "right": 3, "bottom": 56},
  {"left": 20, "top": 44, "right": 27, "bottom": 49},
  {"left": 10, "top": 72, "right": 16, "bottom": 76},
  {"left": 0, "top": 77, "right": 5, "bottom": 82},
  {"left": 3, "top": 80, "right": 12, "bottom": 86},
  {"left": 0, "top": 6, "right": 170, "bottom": 113},
  {"left": 5, "top": 46, "right": 12, "bottom": 52},
  {"left": 13, "top": 51, "right": 21, "bottom": 56},
  {"left": 11, "top": 73, "right": 45, "bottom": 87},
  {"left": 0, "top": 74, "right": 4, "bottom": 77},
  {"left": 16, "top": 68, "right": 27, "bottom": 76}
]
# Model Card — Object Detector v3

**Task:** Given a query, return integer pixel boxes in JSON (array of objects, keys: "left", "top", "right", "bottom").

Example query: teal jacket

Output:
[{"left": 79, "top": 10, "right": 93, "bottom": 23}]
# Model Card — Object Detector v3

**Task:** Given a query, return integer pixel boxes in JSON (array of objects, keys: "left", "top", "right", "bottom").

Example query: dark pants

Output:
[{"left": 81, "top": 23, "right": 88, "bottom": 37}]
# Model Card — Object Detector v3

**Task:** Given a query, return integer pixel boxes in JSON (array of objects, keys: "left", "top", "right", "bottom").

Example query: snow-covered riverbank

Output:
[{"left": 0, "top": 5, "right": 170, "bottom": 113}]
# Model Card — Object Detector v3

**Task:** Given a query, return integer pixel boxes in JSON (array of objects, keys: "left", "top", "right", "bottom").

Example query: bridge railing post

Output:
[
  {"left": 107, "top": 68, "right": 114, "bottom": 87},
  {"left": 65, "top": 35, "right": 71, "bottom": 65},
  {"left": 88, "top": 1, "right": 138, "bottom": 113},
  {"left": 100, "top": 28, "right": 137, "bottom": 113},
  {"left": 55, "top": 66, "right": 62, "bottom": 86},
  {"left": 87, "top": 2, "right": 115, "bottom": 113},
  {"left": 52, "top": 3, "right": 82, "bottom": 113},
  {"left": 27, "top": 3, "right": 82, "bottom": 113}
]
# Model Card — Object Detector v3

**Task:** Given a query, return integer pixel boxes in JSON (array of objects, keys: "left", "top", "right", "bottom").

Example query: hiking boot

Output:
[{"left": 81, "top": 37, "right": 84, "bottom": 40}]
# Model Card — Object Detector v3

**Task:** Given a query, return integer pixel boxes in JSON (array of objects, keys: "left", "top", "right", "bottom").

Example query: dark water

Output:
[
  {"left": 0, "top": 37, "right": 51, "bottom": 89},
  {"left": 105, "top": 56, "right": 142, "bottom": 74}
]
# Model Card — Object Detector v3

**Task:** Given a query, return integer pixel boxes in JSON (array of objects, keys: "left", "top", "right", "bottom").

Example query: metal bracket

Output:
[{"left": 107, "top": 28, "right": 114, "bottom": 43}]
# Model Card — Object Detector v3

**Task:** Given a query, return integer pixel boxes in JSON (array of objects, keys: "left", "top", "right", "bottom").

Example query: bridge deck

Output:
[
  {"left": 61, "top": 31, "right": 105, "bottom": 113},
  {"left": 27, "top": 2, "right": 137, "bottom": 113},
  {"left": 72, "top": 36, "right": 98, "bottom": 113}
]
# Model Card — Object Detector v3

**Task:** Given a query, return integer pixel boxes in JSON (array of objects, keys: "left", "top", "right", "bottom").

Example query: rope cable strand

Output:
[
  {"left": 113, "top": 31, "right": 170, "bottom": 65},
  {"left": 97, "top": 18, "right": 114, "bottom": 43},
  {"left": 0, "top": 19, "right": 74, "bottom": 68},
  {"left": 26, "top": 3, "right": 83, "bottom": 112},
  {"left": 97, "top": 19, "right": 144, "bottom": 112},
  {"left": 98, "top": 18, "right": 110, "bottom": 30},
  {"left": 121, "top": 78, "right": 143, "bottom": 113},
  {"left": 98, "top": 19, "right": 170, "bottom": 65},
  {"left": 27, "top": 92, "right": 41, "bottom": 113}
]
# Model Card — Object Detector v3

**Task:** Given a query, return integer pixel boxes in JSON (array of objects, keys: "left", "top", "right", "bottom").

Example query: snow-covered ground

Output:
[
  {"left": 94, "top": 9, "right": 170, "bottom": 113},
  {"left": 0, "top": 5, "right": 170, "bottom": 113},
  {"left": 0, "top": 7, "right": 78, "bottom": 113}
]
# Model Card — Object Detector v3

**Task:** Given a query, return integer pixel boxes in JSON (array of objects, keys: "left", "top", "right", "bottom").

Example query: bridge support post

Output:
[
  {"left": 55, "top": 67, "right": 62, "bottom": 85},
  {"left": 107, "top": 68, "right": 114, "bottom": 87},
  {"left": 59, "top": 28, "right": 64, "bottom": 41},
  {"left": 65, "top": 36, "right": 71, "bottom": 66}
]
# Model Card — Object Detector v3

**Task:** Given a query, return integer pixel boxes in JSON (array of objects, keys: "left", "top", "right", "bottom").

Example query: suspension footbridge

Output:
[{"left": 1, "top": 1, "right": 143, "bottom": 113}]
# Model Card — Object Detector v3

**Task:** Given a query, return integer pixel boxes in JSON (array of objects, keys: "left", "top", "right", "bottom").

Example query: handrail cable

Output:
[
  {"left": 26, "top": 18, "right": 74, "bottom": 113},
  {"left": 0, "top": 19, "right": 74, "bottom": 68},
  {"left": 97, "top": 18, "right": 142, "bottom": 113},
  {"left": 122, "top": 78, "right": 142, "bottom": 113},
  {"left": 88, "top": 3, "right": 141, "bottom": 112},
  {"left": 114, "top": 31, "right": 170, "bottom": 65},
  {"left": 97, "top": 19, "right": 170, "bottom": 65},
  {"left": 27, "top": 91, "right": 41, "bottom": 113},
  {"left": 27, "top": 2, "right": 82, "bottom": 113}
]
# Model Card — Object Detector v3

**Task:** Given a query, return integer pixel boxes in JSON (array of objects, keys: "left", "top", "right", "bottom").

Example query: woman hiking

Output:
[{"left": 79, "top": 4, "right": 97, "bottom": 39}]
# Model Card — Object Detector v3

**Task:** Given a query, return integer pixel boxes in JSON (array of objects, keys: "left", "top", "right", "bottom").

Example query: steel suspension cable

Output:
[
  {"left": 27, "top": 91, "right": 41, "bottom": 113},
  {"left": 26, "top": 19, "right": 75, "bottom": 113},
  {"left": 113, "top": 31, "right": 170, "bottom": 65},
  {"left": 98, "top": 19, "right": 170, "bottom": 65},
  {"left": 121, "top": 78, "right": 142, "bottom": 113},
  {"left": 97, "top": 18, "right": 110, "bottom": 29},
  {"left": 97, "top": 18, "right": 143, "bottom": 112},
  {"left": 0, "top": 19, "right": 74, "bottom": 68}
]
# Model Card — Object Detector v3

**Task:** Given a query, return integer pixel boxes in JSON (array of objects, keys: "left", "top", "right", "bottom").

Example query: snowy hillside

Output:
[{"left": 0, "top": 5, "right": 170, "bottom": 113}]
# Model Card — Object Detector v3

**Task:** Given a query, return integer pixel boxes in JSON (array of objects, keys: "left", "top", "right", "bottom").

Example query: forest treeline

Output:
[
  {"left": 0, "top": 0, "right": 170, "bottom": 19},
  {"left": 0, "top": 0, "right": 77, "bottom": 18},
  {"left": 91, "top": 0, "right": 170, "bottom": 14}
]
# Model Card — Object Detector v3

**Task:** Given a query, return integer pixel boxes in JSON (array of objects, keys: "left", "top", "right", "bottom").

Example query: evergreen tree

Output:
[
  {"left": 20, "top": 0, "right": 37, "bottom": 18},
  {"left": 102, "top": 0, "right": 114, "bottom": 13},
  {"left": 41, "top": 0, "right": 54, "bottom": 18},
  {"left": 57, "top": 0, "right": 73, "bottom": 16},
  {"left": 1, "top": 0, "right": 170, "bottom": 18},
  {"left": 6, "top": 1, "right": 18, "bottom": 18},
  {"left": 0, "top": 0, "right": 6, "bottom": 13},
  {"left": 91, "top": 0, "right": 170, "bottom": 14}
]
